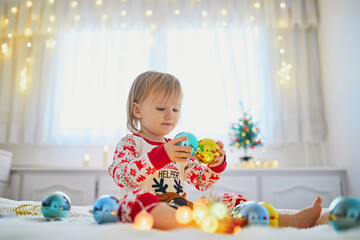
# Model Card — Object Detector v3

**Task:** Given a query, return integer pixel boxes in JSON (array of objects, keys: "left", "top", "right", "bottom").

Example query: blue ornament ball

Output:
[
  {"left": 238, "top": 201, "right": 269, "bottom": 225},
  {"left": 329, "top": 196, "right": 360, "bottom": 231},
  {"left": 41, "top": 191, "right": 71, "bottom": 219},
  {"left": 175, "top": 132, "right": 198, "bottom": 155},
  {"left": 91, "top": 195, "right": 120, "bottom": 224}
]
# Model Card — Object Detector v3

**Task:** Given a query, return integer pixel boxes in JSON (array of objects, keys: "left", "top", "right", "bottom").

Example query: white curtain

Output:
[{"left": 0, "top": 0, "right": 326, "bottom": 148}]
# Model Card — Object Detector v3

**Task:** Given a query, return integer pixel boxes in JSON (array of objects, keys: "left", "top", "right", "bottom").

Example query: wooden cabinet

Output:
[{"left": 9, "top": 167, "right": 347, "bottom": 209}]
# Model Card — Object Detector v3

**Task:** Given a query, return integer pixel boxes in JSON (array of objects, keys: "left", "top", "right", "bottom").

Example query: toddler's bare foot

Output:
[{"left": 279, "top": 196, "right": 322, "bottom": 229}]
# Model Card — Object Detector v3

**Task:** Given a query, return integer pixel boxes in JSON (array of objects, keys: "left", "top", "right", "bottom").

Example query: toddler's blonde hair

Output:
[{"left": 127, "top": 71, "right": 182, "bottom": 133}]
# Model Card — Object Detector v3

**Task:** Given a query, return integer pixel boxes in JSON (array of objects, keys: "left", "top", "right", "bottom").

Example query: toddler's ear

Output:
[{"left": 132, "top": 102, "right": 142, "bottom": 118}]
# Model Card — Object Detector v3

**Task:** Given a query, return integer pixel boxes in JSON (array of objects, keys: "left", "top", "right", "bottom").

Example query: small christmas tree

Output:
[{"left": 229, "top": 111, "right": 263, "bottom": 161}]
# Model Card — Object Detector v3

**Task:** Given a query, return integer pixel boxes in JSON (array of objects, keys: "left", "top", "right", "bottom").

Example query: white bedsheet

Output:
[{"left": 1, "top": 198, "right": 359, "bottom": 240}]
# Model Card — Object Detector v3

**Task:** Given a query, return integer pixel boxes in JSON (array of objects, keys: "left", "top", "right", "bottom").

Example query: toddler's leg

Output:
[
  {"left": 150, "top": 202, "right": 191, "bottom": 230},
  {"left": 120, "top": 189, "right": 160, "bottom": 223},
  {"left": 120, "top": 189, "right": 191, "bottom": 230},
  {"left": 278, "top": 196, "right": 322, "bottom": 228}
]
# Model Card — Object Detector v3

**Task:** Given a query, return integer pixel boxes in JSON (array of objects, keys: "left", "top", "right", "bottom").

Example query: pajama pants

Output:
[{"left": 118, "top": 189, "right": 247, "bottom": 223}]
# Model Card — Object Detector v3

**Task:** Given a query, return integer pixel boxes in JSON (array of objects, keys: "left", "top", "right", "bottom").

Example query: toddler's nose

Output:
[{"left": 165, "top": 109, "right": 174, "bottom": 119}]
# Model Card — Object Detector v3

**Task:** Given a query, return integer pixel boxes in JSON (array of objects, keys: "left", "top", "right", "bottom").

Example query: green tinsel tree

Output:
[{"left": 229, "top": 111, "right": 263, "bottom": 160}]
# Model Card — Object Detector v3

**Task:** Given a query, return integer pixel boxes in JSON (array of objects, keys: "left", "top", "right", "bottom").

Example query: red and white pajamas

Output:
[{"left": 108, "top": 134, "right": 247, "bottom": 223}]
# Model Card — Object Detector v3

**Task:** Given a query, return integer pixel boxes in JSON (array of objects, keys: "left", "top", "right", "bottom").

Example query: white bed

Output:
[{"left": 1, "top": 197, "right": 359, "bottom": 240}]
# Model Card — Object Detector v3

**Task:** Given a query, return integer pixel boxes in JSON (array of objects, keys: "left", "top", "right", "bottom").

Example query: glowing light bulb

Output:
[
  {"left": 133, "top": 210, "right": 153, "bottom": 230},
  {"left": 209, "top": 202, "right": 228, "bottom": 220},
  {"left": 74, "top": 15, "right": 80, "bottom": 22},
  {"left": 49, "top": 15, "right": 56, "bottom": 22},
  {"left": 8, "top": 33, "right": 13, "bottom": 38},
  {"left": 175, "top": 206, "right": 193, "bottom": 224},
  {"left": 249, "top": 16, "right": 255, "bottom": 21},
  {"left": 174, "top": 9, "right": 180, "bottom": 15},
  {"left": 192, "top": 201, "right": 209, "bottom": 224},
  {"left": 96, "top": 0, "right": 103, "bottom": 6},
  {"left": 200, "top": 215, "right": 219, "bottom": 233},
  {"left": 150, "top": 24, "right": 157, "bottom": 32},
  {"left": 193, "top": 199, "right": 208, "bottom": 208},
  {"left": 20, "top": 67, "right": 28, "bottom": 90},
  {"left": 254, "top": 2, "right": 261, "bottom": 8},
  {"left": 271, "top": 159, "right": 279, "bottom": 168},
  {"left": 26, "top": 42, "right": 32, "bottom": 48},
  {"left": 2, "top": 43, "right": 9, "bottom": 55},
  {"left": 145, "top": 9, "right": 153, "bottom": 17},
  {"left": 277, "top": 35, "right": 282, "bottom": 41},
  {"left": 263, "top": 160, "right": 270, "bottom": 168},
  {"left": 120, "top": 10, "right": 127, "bottom": 16},
  {"left": 45, "top": 38, "right": 56, "bottom": 48},
  {"left": 280, "top": 2, "right": 287, "bottom": 8},
  {"left": 71, "top": 1, "right": 78, "bottom": 7},
  {"left": 220, "top": 9, "right": 228, "bottom": 16},
  {"left": 26, "top": 1, "right": 33, "bottom": 7},
  {"left": 24, "top": 28, "right": 32, "bottom": 37},
  {"left": 11, "top": 7, "right": 17, "bottom": 14},
  {"left": 202, "top": 11, "right": 208, "bottom": 17},
  {"left": 279, "top": 48, "right": 285, "bottom": 54}
]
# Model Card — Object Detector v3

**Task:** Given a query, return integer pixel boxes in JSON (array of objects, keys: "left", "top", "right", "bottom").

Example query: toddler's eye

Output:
[
  {"left": 156, "top": 108, "right": 165, "bottom": 111},
  {"left": 173, "top": 109, "right": 179, "bottom": 112}
]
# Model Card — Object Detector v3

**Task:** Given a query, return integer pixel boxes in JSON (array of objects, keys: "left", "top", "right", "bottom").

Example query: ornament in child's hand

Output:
[
  {"left": 175, "top": 132, "right": 199, "bottom": 155},
  {"left": 195, "top": 138, "right": 220, "bottom": 164}
]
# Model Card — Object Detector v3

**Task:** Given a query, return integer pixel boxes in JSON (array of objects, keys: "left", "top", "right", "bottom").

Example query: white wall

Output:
[{"left": 318, "top": 0, "right": 360, "bottom": 196}]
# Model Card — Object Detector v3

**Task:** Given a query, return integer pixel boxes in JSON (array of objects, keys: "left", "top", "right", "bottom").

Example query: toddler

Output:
[{"left": 108, "top": 71, "right": 323, "bottom": 232}]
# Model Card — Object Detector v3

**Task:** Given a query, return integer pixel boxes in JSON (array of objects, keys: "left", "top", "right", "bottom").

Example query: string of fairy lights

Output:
[{"left": 1, "top": 0, "right": 292, "bottom": 92}]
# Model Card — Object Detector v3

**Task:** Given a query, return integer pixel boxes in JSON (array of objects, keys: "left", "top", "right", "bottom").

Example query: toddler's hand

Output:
[
  {"left": 164, "top": 136, "right": 193, "bottom": 163},
  {"left": 208, "top": 140, "right": 226, "bottom": 168}
]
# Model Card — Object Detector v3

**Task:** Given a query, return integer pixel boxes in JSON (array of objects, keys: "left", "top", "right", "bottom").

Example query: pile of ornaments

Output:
[
  {"left": 87, "top": 194, "right": 279, "bottom": 233},
  {"left": 38, "top": 182, "right": 360, "bottom": 232},
  {"left": 174, "top": 198, "right": 278, "bottom": 233}
]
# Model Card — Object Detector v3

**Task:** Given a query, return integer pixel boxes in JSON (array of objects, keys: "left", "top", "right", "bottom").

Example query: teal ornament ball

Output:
[
  {"left": 329, "top": 196, "right": 360, "bottom": 231},
  {"left": 175, "top": 132, "right": 198, "bottom": 155},
  {"left": 41, "top": 191, "right": 71, "bottom": 219},
  {"left": 238, "top": 201, "right": 269, "bottom": 225},
  {"left": 91, "top": 195, "right": 120, "bottom": 224}
]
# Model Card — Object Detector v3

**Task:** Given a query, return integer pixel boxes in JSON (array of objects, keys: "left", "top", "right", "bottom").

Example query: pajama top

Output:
[{"left": 108, "top": 134, "right": 227, "bottom": 199}]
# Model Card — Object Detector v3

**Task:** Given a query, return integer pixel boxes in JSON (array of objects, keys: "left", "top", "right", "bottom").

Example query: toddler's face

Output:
[{"left": 135, "top": 90, "right": 181, "bottom": 141}]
